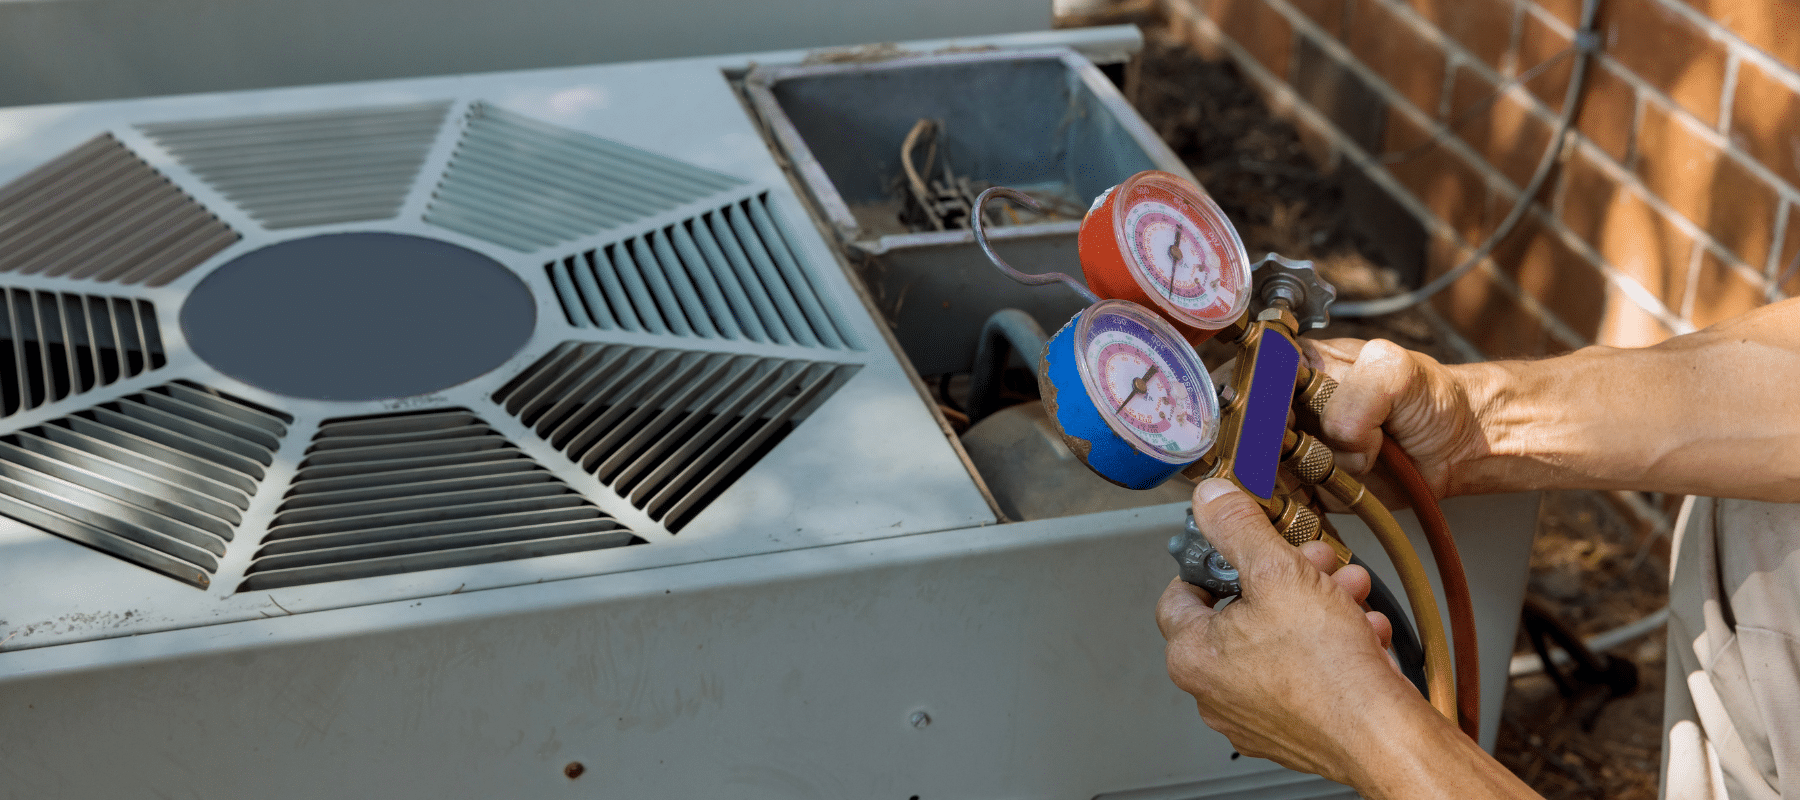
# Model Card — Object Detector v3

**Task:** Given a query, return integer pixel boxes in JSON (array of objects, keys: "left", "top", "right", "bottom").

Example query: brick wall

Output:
[{"left": 1158, "top": 0, "right": 1800, "bottom": 357}]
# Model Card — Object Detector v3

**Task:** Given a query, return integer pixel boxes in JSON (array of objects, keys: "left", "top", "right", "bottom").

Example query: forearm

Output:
[
  {"left": 1343, "top": 700, "right": 1538, "bottom": 800},
  {"left": 1449, "top": 299, "right": 1800, "bottom": 501}
]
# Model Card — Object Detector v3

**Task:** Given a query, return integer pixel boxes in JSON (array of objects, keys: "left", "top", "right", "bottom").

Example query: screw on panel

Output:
[
  {"left": 909, "top": 710, "right": 931, "bottom": 728},
  {"left": 564, "top": 762, "right": 585, "bottom": 779}
]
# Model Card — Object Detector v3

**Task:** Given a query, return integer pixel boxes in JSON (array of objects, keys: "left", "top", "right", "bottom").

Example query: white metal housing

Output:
[{"left": 0, "top": 28, "right": 1537, "bottom": 800}]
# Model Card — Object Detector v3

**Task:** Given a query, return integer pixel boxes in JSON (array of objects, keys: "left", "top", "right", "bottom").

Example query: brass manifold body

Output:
[{"left": 1166, "top": 297, "right": 1461, "bottom": 727}]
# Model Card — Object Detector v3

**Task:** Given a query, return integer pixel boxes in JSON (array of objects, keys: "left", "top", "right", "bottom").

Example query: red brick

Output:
[
  {"left": 1424, "top": 230, "right": 1467, "bottom": 280},
  {"left": 1286, "top": 110, "right": 1336, "bottom": 172},
  {"left": 1409, "top": 0, "right": 1518, "bottom": 68},
  {"left": 1598, "top": 0, "right": 1730, "bottom": 126},
  {"left": 1689, "top": 248, "right": 1768, "bottom": 327},
  {"left": 1728, "top": 59, "right": 1800, "bottom": 192},
  {"left": 1210, "top": 0, "right": 1297, "bottom": 79},
  {"left": 1428, "top": 256, "right": 1570, "bottom": 357},
  {"left": 1516, "top": 14, "right": 1637, "bottom": 162},
  {"left": 1637, "top": 100, "right": 1779, "bottom": 267},
  {"left": 1596, "top": 289, "right": 1678, "bottom": 347},
  {"left": 1383, "top": 112, "right": 1494, "bottom": 243},
  {"left": 1489, "top": 214, "right": 1611, "bottom": 339},
  {"left": 1347, "top": 0, "right": 1449, "bottom": 112},
  {"left": 1516, "top": 12, "right": 1575, "bottom": 104},
  {"left": 1780, "top": 204, "right": 1800, "bottom": 292},
  {"left": 1675, "top": 0, "right": 1800, "bottom": 71},
  {"left": 1293, "top": 36, "right": 1391, "bottom": 152},
  {"left": 1288, "top": 0, "right": 1350, "bottom": 36},
  {"left": 1556, "top": 150, "right": 1697, "bottom": 310},
  {"left": 1530, "top": 0, "right": 1583, "bottom": 28},
  {"left": 1447, "top": 65, "right": 1559, "bottom": 187}
]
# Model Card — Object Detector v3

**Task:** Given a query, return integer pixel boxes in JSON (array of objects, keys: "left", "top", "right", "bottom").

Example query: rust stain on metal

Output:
[
  {"left": 1062, "top": 432, "right": 1094, "bottom": 462},
  {"left": 564, "top": 762, "right": 586, "bottom": 779}
]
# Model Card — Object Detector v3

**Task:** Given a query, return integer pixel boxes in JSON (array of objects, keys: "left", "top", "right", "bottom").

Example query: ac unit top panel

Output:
[{"left": 0, "top": 54, "right": 997, "bottom": 652}]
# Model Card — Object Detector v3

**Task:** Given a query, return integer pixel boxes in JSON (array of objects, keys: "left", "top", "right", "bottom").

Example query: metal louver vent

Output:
[
  {"left": 0, "top": 288, "right": 165, "bottom": 417},
  {"left": 495, "top": 343, "right": 857, "bottom": 531},
  {"left": 0, "top": 135, "right": 239, "bottom": 286},
  {"left": 241, "top": 409, "right": 641, "bottom": 591},
  {"left": 0, "top": 381, "right": 289, "bottom": 588},
  {"left": 546, "top": 194, "right": 853, "bottom": 349},
  {"left": 139, "top": 102, "right": 452, "bottom": 230},
  {"left": 425, "top": 103, "right": 747, "bottom": 251}
]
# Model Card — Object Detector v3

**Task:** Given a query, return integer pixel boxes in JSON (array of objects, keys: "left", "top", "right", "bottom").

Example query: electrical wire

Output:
[
  {"left": 1377, "top": 45, "right": 1579, "bottom": 168},
  {"left": 901, "top": 119, "right": 946, "bottom": 232},
  {"left": 1380, "top": 437, "right": 1482, "bottom": 741},
  {"left": 1335, "top": 0, "right": 1603, "bottom": 318}
]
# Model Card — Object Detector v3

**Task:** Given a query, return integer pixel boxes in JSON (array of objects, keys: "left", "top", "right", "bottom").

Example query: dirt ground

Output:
[{"left": 1057, "top": 6, "right": 1676, "bottom": 797}]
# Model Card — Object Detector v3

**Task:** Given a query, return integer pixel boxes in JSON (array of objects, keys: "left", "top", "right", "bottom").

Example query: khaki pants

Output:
[{"left": 1663, "top": 498, "right": 1800, "bottom": 799}]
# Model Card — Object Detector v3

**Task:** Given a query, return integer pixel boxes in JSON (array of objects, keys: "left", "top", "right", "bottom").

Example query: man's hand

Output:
[
  {"left": 1305, "top": 339, "right": 1495, "bottom": 500},
  {"left": 1307, "top": 298, "right": 1800, "bottom": 503},
  {"left": 1158, "top": 478, "right": 1543, "bottom": 798},
  {"left": 1157, "top": 478, "right": 1417, "bottom": 784}
]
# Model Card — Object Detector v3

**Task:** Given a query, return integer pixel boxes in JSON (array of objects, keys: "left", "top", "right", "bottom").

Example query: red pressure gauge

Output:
[{"left": 1078, "top": 171, "right": 1253, "bottom": 346}]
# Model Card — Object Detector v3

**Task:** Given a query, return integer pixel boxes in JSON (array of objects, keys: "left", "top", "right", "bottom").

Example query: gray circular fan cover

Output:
[{"left": 181, "top": 232, "right": 536, "bottom": 401}]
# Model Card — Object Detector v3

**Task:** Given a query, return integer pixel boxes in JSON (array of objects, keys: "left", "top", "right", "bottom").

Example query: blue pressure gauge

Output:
[{"left": 1037, "top": 299, "right": 1221, "bottom": 489}]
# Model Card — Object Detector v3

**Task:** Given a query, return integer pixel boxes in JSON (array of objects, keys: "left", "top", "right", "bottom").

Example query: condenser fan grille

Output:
[
  {"left": 0, "top": 288, "right": 165, "bottom": 416},
  {"left": 141, "top": 102, "right": 452, "bottom": 229},
  {"left": 496, "top": 343, "right": 856, "bottom": 531},
  {"left": 0, "top": 135, "right": 239, "bottom": 286},
  {"left": 0, "top": 382, "right": 289, "bottom": 587},
  {"left": 240, "top": 409, "right": 641, "bottom": 591},
  {"left": 0, "top": 89, "right": 890, "bottom": 612},
  {"left": 546, "top": 194, "right": 852, "bottom": 349},
  {"left": 425, "top": 103, "right": 747, "bottom": 252}
]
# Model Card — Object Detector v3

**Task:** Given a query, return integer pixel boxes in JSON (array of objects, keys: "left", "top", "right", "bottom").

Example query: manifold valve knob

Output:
[
  {"left": 1251, "top": 254, "right": 1338, "bottom": 333},
  {"left": 1169, "top": 508, "right": 1241, "bottom": 598}
]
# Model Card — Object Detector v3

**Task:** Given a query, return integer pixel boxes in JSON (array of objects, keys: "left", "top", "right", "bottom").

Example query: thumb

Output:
[{"left": 1191, "top": 478, "right": 1303, "bottom": 601}]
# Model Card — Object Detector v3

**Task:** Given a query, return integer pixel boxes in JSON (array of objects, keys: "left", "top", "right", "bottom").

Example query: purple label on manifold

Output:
[{"left": 1233, "top": 333, "right": 1300, "bottom": 499}]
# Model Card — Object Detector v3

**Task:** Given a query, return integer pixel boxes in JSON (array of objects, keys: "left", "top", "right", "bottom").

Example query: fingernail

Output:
[{"left": 1196, "top": 478, "right": 1237, "bottom": 504}]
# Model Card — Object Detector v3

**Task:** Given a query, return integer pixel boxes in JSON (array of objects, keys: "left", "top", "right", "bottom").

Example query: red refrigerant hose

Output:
[{"left": 1379, "top": 436, "right": 1481, "bottom": 741}]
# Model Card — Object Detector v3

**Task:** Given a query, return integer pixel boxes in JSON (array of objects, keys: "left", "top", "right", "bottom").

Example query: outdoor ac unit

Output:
[{"left": 0, "top": 28, "right": 1534, "bottom": 800}]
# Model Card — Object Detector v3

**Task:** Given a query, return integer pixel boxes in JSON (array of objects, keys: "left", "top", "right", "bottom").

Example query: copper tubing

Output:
[
  {"left": 1380, "top": 438, "right": 1482, "bottom": 741},
  {"left": 1321, "top": 468, "right": 1459, "bottom": 727}
]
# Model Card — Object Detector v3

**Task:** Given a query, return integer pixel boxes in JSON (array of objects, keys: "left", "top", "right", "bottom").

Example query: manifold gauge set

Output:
[
  {"left": 977, "top": 170, "right": 1264, "bottom": 494},
  {"left": 973, "top": 171, "right": 1480, "bottom": 738}
]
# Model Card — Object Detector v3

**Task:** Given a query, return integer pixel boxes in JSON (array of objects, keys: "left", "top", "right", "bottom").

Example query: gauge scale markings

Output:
[
  {"left": 1075, "top": 302, "right": 1217, "bottom": 460},
  {"left": 1124, "top": 200, "right": 1227, "bottom": 312}
]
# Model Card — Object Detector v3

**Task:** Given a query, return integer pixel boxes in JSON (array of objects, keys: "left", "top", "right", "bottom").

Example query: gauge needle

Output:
[
  {"left": 1165, "top": 228, "right": 1184, "bottom": 296},
  {"left": 1116, "top": 364, "right": 1160, "bottom": 414}
]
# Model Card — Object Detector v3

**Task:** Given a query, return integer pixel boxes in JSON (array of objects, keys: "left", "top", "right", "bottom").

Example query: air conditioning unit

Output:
[{"left": 0, "top": 27, "right": 1535, "bottom": 800}]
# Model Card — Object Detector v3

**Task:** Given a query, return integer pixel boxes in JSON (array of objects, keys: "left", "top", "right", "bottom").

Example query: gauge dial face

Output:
[
  {"left": 1075, "top": 300, "right": 1219, "bottom": 461},
  {"left": 1124, "top": 199, "right": 1232, "bottom": 314},
  {"left": 1112, "top": 172, "right": 1251, "bottom": 330}
]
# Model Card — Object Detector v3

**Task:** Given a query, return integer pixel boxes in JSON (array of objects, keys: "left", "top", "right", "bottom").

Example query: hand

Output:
[
  {"left": 1157, "top": 479, "right": 1420, "bottom": 785},
  {"left": 1303, "top": 339, "right": 1493, "bottom": 501}
]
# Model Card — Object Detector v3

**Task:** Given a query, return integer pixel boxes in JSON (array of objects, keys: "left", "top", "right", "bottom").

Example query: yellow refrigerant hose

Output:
[
  {"left": 1382, "top": 437, "right": 1482, "bottom": 741},
  {"left": 1321, "top": 467, "right": 1460, "bottom": 728}
]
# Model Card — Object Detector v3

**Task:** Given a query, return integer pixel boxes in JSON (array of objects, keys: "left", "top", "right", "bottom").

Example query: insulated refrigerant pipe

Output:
[{"left": 967, "top": 309, "right": 1049, "bottom": 425}]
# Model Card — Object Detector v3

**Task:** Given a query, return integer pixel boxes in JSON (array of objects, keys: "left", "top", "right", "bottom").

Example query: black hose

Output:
[
  {"left": 1355, "top": 553, "right": 1429, "bottom": 699},
  {"left": 967, "top": 308, "right": 1048, "bottom": 424}
]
